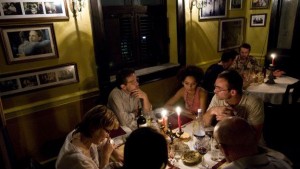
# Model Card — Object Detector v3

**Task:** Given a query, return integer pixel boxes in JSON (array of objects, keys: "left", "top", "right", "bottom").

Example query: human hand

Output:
[
  {"left": 131, "top": 89, "right": 147, "bottom": 100},
  {"left": 99, "top": 137, "right": 115, "bottom": 157},
  {"left": 211, "top": 106, "right": 234, "bottom": 121},
  {"left": 273, "top": 70, "right": 285, "bottom": 77}
]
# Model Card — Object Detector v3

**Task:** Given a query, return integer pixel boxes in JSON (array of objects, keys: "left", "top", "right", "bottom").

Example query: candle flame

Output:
[
  {"left": 271, "top": 53, "right": 276, "bottom": 59},
  {"left": 176, "top": 106, "right": 181, "bottom": 115},
  {"left": 161, "top": 109, "right": 167, "bottom": 117}
]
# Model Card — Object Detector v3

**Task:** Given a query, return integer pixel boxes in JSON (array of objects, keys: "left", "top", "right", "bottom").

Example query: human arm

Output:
[
  {"left": 199, "top": 88, "right": 208, "bottom": 114},
  {"left": 164, "top": 88, "right": 184, "bottom": 112},
  {"left": 98, "top": 139, "right": 115, "bottom": 169},
  {"left": 107, "top": 89, "right": 137, "bottom": 129},
  {"left": 273, "top": 69, "right": 285, "bottom": 77}
]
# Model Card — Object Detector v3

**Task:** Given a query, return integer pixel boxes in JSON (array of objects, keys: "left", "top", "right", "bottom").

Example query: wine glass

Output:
[{"left": 194, "top": 135, "right": 210, "bottom": 168}]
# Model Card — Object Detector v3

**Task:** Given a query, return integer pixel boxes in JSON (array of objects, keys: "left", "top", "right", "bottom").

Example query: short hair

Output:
[
  {"left": 177, "top": 65, "right": 204, "bottom": 85},
  {"left": 115, "top": 68, "right": 135, "bottom": 89},
  {"left": 30, "top": 30, "right": 44, "bottom": 40},
  {"left": 217, "top": 70, "right": 243, "bottom": 94},
  {"left": 75, "top": 105, "right": 119, "bottom": 138},
  {"left": 221, "top": 50, "right": 238, "bottom": 62},
  {"left": 123, "top": 127, "right": 168, "bottom": 169},
  {"left": 214, "top": 117, "right": 257, "bottom": 146},
  {"left": 240, "top": 43, "right": 251, "bottom": 51}
]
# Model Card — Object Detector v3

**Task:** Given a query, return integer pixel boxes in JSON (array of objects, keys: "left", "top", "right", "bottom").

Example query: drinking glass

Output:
[{"left": 194, "top": 135, "right": 210, "bottom": 168}]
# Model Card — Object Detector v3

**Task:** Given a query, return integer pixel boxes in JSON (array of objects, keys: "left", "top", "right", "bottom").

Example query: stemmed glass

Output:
[{"left": 194, "top": 135, "right": 210, "bottom": 168}]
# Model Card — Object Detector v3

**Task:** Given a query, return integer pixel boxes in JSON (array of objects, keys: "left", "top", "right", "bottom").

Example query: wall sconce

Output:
[
  {"left": 69, "top": 0, "right": 85, "bottom": 17},
  {"left": 189, "top": 0, "right": 207, "bottom": 15}
]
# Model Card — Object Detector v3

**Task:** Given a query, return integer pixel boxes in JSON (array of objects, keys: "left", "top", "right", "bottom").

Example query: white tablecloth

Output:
[{"left": 246, "top": 76, "right": 299, "bottom": 104}]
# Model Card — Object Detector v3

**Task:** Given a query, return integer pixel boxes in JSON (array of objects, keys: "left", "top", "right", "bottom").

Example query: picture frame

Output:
[
  {"left": 199, "top": 0, "right": 227, "bottom": 20},
  {"left": 0, "top": 0, "right": 69, "bottom": 22},
  {"left": 230, "top": 0, "right": 242, "bottom": 10},
  {"left": 218, "top": 18, "right": 244, "bottom": 51},
  {"left": 250, "top": 13, "right": 267, "bottom": 27},
  {"left": 0, "top": 24, "right": 58, "bottom": 64},
  {"left": 250, "top": 0, "right": 270, "bottom": 9},
  {"left": 0, "top": 63, "right": 79, "bottom": 97}
]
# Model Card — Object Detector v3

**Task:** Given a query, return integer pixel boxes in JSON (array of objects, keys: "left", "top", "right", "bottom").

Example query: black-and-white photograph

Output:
[
  {"left": 251, "top": 0, "right": 270, "bottom": 9},
  {"left": 250, "top": 13, "right": 267, "bottom": 27},
  {"left": 0, "top": 24, "right": 58, "bottom": 64},
  {"left": 199, "top": 0, "right": 227, "bottom": 20},
  {"left": 218, "top": 18, "right": 244, "bottom": 51},
  {"left": 0, "top": 63, "right": 79, "bottom": 97},
  {"left": 0, "top": 0, "right": 68, "bottom": 22},
  {"left": 1, "top": 2, "right": 22, "bottom": 15},
  {"left": 230, "top": 0, "right": 242, "bottom": 10}
]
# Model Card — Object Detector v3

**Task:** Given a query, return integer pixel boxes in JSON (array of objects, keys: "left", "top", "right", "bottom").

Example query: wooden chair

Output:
[{"left": 282, "top": 80, "right": 300, "bottom": 105}]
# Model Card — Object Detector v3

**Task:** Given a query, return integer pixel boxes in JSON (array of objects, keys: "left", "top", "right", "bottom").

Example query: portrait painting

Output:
[
  {"left": 251, "top": 0, "right": 270, "bottom": 9},
  {"left": 250, "top": 13, "right": 267, "bottom": 27},
  {"left": 0, "top": 24, "right": 58, "bottom": 64},
  {"left": 230, "top": 0, "right": 242, "bottom": 10},
  {"left": 1, "top": 2, "right": 22, "bottom": 15},
  {"left": 199, "top": 0, "right": 227, "bottom": 20}
]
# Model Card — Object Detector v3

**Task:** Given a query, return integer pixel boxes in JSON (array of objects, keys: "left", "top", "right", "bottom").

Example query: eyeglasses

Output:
[
  {"left": 127, "top": 77, "right": 139, "bottom": 84},
  {"left": 214, "top": 85, "right": 230, "bottom": 92}
]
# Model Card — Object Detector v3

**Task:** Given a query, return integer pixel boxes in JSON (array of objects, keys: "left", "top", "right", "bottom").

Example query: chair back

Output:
[{"left": 282, "top": 80, "right": 300, "bottom": 105}]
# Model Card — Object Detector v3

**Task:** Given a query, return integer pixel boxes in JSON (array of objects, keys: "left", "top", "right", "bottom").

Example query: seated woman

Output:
[
  {"left": 164, "top": 65, "right": 207, "bottom": 115},
  {"left": 121, "top": 127, "right": 168, "bottom": 169},
  {"left": 56, "top": 105, "right": 123, "bottom": 169}
]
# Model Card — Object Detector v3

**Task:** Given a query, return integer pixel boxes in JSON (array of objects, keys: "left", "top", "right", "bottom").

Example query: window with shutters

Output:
[{"left": 102, "top": 1, "right": 169, "bottom": 75}]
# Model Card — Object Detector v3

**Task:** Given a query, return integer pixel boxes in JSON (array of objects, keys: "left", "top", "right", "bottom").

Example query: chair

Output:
[{"left": 282, "top": 80, "right": 300, "bottom": 105}]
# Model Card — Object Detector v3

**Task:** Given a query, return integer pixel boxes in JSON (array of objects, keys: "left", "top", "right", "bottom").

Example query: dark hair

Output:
[
  {"left": 240, "top": 43, "right": 251, "bottom": 51},
  {"left": 123, "top": 127, "right": 168, "bottom": 169},
  {"left": 75, "top": 105, "right": 119, "bottom": 138},
  {"left": 218, "top": 70, "right": 243, "bottom": 94},
  {"left": 115, "top": 68, "right": 135, "bottom": 89},
  {"left": 177, "top": 65, "right": 204, "bottom": 85},
  {"left": 221, "top": 50, "right": 238, "bottom": 62}
]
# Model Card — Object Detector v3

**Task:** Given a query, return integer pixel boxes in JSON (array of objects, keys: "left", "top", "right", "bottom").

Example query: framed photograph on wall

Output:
[
  {"left": 0, "top": 24, "right": 58, "bottom": 64},
  {"left": 0, "top": 0, "right": 69, "bottom": 22},
  {"left": 199, "top": 0, "right": 227, "bottom": 20},
  {"left": 218, "top": 18, "right": 244, "bottom": 51},
  {"left": 0, "top": 63, "right": 79, "bottom": 97},
  {"left": 250, "top": 0, "right": 270, "bottom": 9},
  {"left": 230, "top": 0, "right": 243, "bottom": 10},
  {"left": 250, "top": 13, "right": 267, "bottom": 27}
]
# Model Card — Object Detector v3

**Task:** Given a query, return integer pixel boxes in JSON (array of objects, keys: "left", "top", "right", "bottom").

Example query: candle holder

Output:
[{"left": 265, "top": 64, "right": 276, "bottom": 84}]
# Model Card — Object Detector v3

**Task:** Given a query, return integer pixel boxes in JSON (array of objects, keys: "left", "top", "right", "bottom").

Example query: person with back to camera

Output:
[
  {"left": 107, "top": 68, "right": 152, "bottom": 130},
  {"left": 164, "top": 65, "right": 208, "bottom": 116},
  {"left": 203, "top": 50, "right": 238, "bottom": 102},
  {"left": 18, "top": 30, "right": 52, "bottom": 57},
  {"left": 214, "top": 116, "right": 292, "bottom": 169},
  {"left": 56, "top": 105, "right": 123, "bottom": 169},
  {"left": 203, "top": 70, "right": 264, "bottom": 142},
  {"left": 118, "top": 127, "right": 168, "bottom": 169}
]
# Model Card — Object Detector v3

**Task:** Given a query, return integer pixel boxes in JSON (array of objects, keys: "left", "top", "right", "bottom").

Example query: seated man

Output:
[
  {"left": 107, "top": 68, "right": 152, "bottom": 130},
  {"left": 203, "top": 70, "right": 264, "bottom": 141},
  {"left": 214, "top": 117, "right": 292, "bottom": 169},
  {"left": 203, "top": 50, "right": 237, "bottom": 102}
]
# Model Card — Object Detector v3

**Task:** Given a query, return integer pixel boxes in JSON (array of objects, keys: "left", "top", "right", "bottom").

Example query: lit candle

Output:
[
  {"left": 161, "top": 109, "right": 167, "bottom": 127},
  {"left": 176, "top": 106, "right": 182, "bottom": 133},
  {"left": 271, "top": 53, "right": 276, "bottom": 66}
]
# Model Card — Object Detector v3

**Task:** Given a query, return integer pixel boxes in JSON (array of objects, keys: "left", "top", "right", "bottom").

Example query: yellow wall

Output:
[{"left": 185, "top": 0, "right": 272, "bottom": 70}]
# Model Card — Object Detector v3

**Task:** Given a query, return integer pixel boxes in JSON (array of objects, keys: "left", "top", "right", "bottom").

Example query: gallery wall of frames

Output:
[{"left": 0, "top": 0, "right": 80, "bottom": 97}]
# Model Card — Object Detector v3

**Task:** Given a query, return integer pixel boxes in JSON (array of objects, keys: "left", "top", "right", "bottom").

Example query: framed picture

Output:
[
  {"left": 199, "top": 0, "right": 227, "bottom": 20},
  {"left": 0, "top": 24, "right": 58, "bottom": 64},
  {"left": 0, "top": 0, "right": 69, "bottom": 22},
  {"left": 230, "top": 0, "right": 242, "bottom": 10},
  {"left": 0, "top": 63, "right": 79, "bottom": 97},
  {"left": 250, "top": 0, "right": 270, "bottom": 9},
  {"left": 218, "top": 18, "right": 244, "bottom": 51},
  {"left": 250, "top": 13, "right": 267, "bottom": 27}
]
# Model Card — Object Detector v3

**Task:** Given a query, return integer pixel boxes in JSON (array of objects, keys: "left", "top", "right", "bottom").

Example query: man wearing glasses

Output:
[
  {"left": 107, "top": 68, "right": 152, "bottom": 130},
  {"left": 203, "top": 70, "right": 264, "bottom": 142}
]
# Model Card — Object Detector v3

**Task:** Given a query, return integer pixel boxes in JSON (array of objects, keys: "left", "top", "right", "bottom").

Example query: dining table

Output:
[
  {"left": 246, "top": 75, "right": 299, "bottom": 104},
  {"left": 111, "top": 112, "right": 227, "bottom": 169}
]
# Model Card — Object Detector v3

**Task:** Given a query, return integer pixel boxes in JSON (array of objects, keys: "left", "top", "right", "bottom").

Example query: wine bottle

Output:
[
  {"left": 137, "top": 99, "right": 147, "bottom": 128},
  {"left": 193, "top": 109, "right": 205, "bottom": 139}
]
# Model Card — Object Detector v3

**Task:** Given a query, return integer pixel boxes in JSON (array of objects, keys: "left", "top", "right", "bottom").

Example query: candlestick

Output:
[
  {"left": 176, "top": 106, "right": 182, "bottom": 133},
  {"left": 271, "top": 53, "right": 276, "bottom": 66}
]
